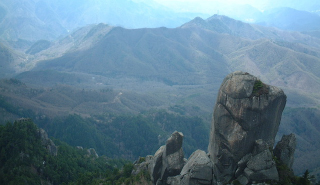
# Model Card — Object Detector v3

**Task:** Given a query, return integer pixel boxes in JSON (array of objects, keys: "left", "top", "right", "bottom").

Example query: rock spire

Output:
[
  {"left": 132, "top": 71, "right": 296, "bottom": 185},
  {"left": 208, "top": 71, "right": 287, "bottom": 184}
]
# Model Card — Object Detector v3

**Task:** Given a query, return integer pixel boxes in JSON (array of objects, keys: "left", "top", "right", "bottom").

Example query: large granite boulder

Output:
[
  {"left": 132, "top": 71, "right": 296, "bottom": 185},
  {"left": 274, "top": 134, "right": 296, "bottom": 169},
  {"left": 149, "top": 146, "right": 165, "bottom": 183},
  {"left": 161, "top": 131, "right": 185, "bottom": 181},
  {"left": 243, "top": 149, "right": 279, "bottom": 182},
  {"left": 178, "top": 150, "right": 213, "bottom": 185},
  {"left": 208, "top": 71, "right": 287, "bottom": 184},
  {"left": 137, "top": 131, "right": 185, "bottom": 185}
]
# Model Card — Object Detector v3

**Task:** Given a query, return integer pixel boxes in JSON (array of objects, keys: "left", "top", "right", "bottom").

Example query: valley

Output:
[{"left": 1, "top": 0, "right": 320, "bottom": 181}]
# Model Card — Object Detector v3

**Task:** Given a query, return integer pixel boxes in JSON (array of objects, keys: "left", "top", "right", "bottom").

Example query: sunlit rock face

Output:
[{"left": 208, "top": 71, "right": 287, "bottom": 184}]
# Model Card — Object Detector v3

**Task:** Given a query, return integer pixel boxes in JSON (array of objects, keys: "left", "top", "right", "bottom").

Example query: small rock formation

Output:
[
  {"left": 87, "top": 148, "right": 99, "bottom": 158},
  {"left": 273, "top": 134, "right": 296, "bottom": 182},
  {"left": 274, "top": 134, "right": 296, "bottom": 169},
  {"left": 234, "top": 139, "right": 279, "bottom": 184},
  {"left": 133, "top": 72, "right": 296, "bottom": 185},
  {"left": 242, "top": 149, "right": 279, "bottom": 183},
  {"left": 133, "top": 131, "right": 185, "bottom": 185},
  {"left": 38, "top": 128, "right": 58, "bottom": 156},
  {"left": 76, "top": 146, "right": 84, "bottom": 150},
  {"left": 177, "top": 150, "right": 213, "bottom": 185},
  {"left": 161, "top": 131, "right": 185, "bottom": 180}
]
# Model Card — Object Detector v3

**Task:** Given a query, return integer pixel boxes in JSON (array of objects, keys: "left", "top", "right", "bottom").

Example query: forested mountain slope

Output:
[{"left": 1, "top": 15, "right": 320, "bottom": 175}]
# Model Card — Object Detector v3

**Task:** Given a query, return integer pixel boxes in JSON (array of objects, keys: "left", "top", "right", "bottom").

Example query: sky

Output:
[
  {"left": 152, "top": 0, "right": 318, "bottom": 13},
  {"left": 148, "top": 0, "right": 271, "bottom": 21},
  {"left": 153, "top": 0, "right": 268, "bottom": 11}
]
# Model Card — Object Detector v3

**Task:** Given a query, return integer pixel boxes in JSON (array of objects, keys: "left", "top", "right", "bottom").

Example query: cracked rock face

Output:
[
  {"left": 161, "top": 131, "right": 185, "bottom": 181},
  {"left": 178, "top": 150, "right": 213, "bottom": 185},
  {"left": 244, "top": 149, "right": 279, "bottom": 182},
  {"left": 208, "top": 71, "right": 287, "bottom": 183},
  {"left": 274, "top": 134, "right": 296, "bottom": 169},
  {"left": 147, "top": 131, "right": 185, "bottom": 184}
]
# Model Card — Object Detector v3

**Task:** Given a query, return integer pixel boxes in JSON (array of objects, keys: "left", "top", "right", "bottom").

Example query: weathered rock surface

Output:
[
  {"left": 178, "top": 150, "right": 213, "bottom": 185},
  {"left": 38, "top": 128, "right": 58, "bottom": 156},
  {"left": 150, "top": 146, "right": 165, "bottom": 183},
  {"left": 87, "top": 148, "right": 99, "bottom": 158},
  {"left": 132, "top": 72, "right": 297, "bottom": 185},
  {"left": 161, "top": 131, "right": 185, "bottom": 181},
  {"left": 244, "top": 149, "right": 279, "bottom": 182},
  {"left": 273, "top": 134, "right": 296, "bottom": 169},
  {"left": 133, "top": 131, "right": 185, "bottom": 184},
  {"left": 132, "top": 156, "right": 152, "bottom": 176},
  {"left": 208, "top": 71, "right": 287, "bottom": 184}
]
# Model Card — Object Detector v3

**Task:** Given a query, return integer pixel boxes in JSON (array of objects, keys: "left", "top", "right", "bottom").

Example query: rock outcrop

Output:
[
  {"left": 38, "top": 128, "right": 58, "bottom": 156},
  {"left": 87, "top": 148, "right": 99, "bottom": 158},
  {"left": 234, "top": 139, "right": 279, "bottom": 184},
  {"left": 177, "top": 150, "right": 213, "bottom": 185},
  {"left": 133, "top": 71, "right": 296, "bottom": 185},
  {"left": 274, "top": 134, "right": 296, "bottom": 169},
  {"left": 133, "top": 131, "right": 185, "bottom": 185},
  {"left": 208, "top": 71, "right": 286, "bottom": 184}
]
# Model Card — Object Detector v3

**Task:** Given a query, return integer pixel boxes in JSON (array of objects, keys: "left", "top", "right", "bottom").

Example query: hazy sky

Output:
[
  {"left": 152, "top": 0, "right": 317, "bottom": 13},
  {"left": 150, "top": 0, "right": 270, "bottom": 18},
  {"left": 155, "top": 0, "right": 252, "bottom": 4}
]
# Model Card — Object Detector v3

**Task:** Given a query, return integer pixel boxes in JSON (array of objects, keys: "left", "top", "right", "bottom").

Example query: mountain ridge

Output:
[
  {"left": 257, "top": 7, "right": 320, "bottom": 31},
  {"left": 2, "top": 13, "right": 320, "bottom": 176},
  {"left": 0, "top": 0, "right": 207, "bottom": 41}
]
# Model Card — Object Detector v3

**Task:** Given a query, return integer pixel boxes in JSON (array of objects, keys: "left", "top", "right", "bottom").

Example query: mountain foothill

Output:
[{"left": 1, "top": 0, "right": 320, "bottom": 182}]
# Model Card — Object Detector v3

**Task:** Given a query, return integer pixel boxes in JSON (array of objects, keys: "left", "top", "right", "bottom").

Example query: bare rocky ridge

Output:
[{"left": 132, "top": 72, "right": 296, "bottom": 185}]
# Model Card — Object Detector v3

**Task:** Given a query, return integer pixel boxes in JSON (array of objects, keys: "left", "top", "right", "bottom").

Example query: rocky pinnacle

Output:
[{"left": 208, "top": 71, "right": 287, "bottom": 184}]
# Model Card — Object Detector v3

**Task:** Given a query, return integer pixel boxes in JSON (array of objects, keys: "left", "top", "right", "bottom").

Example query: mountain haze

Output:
[
  {"left": 0, "top": 0, "right": 206, "bottom": 42},
  {"left": 2, "top": 0, "right": 320, "bottom": 42},
  {"left": 11, "top": 15, "right": 320, "bottom": 175},
  {"left": 1, "top": 2, "right": 320, "bottom": 177},
  {"left": 256, "top": 7, "right": 320, "bottom": 31},
  {"left": 0, "top": 43, "right": 14, "bottom": 77},
  {"left": 26, "top": 15, "right": 320, "bottom": 108}
]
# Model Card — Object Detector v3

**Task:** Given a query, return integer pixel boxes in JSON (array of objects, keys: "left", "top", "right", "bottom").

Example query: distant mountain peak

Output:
[
  {"left": 207, "top": 14, "right": 231, "bottom": 20},
  {"left": 180, "top": 16, "right": 206, "bottom": 28}
]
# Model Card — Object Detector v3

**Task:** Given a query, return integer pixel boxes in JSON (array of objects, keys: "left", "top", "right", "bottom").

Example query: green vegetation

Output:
[
  {"left": 1, "top": 118, "right": 318, "bottom": 185},
  {"left": 0, "top": 95, "right": 35, "bottom": 119},
  {"left": 0, "top": 120, "right": 45, "bottom": 184},
  {"left": 252, "top": 79, "right": 269, "bottom": 97},
  {"left": 0, "top": 83, "right": 209, "bottom": 160},
  {"left": 281, "top": 107, "right": 320, "bottom": 175},
  {"left": 273, "top": 155, "right": 296, "bottom": 185},
  {"left": 253, "top": 79, "right": 263, "bottom": 90},
  {"left": 138, "top": 157, "right": 146, "bottom": 163},
  {"left": 39, "top": 110, "right": 209, "bottom": 159},
  {"left": 2, "top": 79, "right": 320, "bottom": 177},
  {"left": 273, "top": 154, "right": 319, "bottom": 185},
  {"left": 0, "top": 119, "right": 151, "bottom": 185}
]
